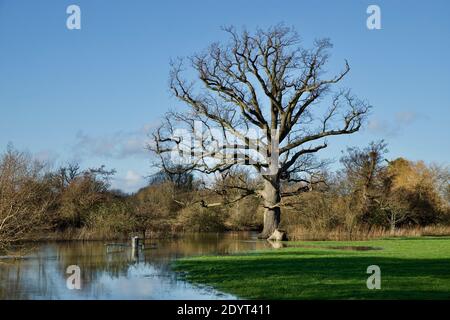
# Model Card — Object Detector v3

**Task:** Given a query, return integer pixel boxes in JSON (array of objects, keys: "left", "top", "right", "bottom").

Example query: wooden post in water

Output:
[
  {"left": 131, "top": 236, "right": 139, "bottom": 258},
  {"left": 131, "top": 236, "right": 139, "bottom": 250}
]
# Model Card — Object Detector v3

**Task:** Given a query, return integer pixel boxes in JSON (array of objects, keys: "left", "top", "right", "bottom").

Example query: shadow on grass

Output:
[{"left": 176, "top": 253, "right": 450, "bottom": 299}]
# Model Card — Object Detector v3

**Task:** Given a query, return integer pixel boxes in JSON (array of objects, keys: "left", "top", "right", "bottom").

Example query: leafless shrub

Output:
[{"left": 0, "top": 146, "right": 53, "bottom": 253}]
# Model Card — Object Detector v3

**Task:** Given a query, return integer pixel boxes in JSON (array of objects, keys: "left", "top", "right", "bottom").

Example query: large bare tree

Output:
[{"left": 151, "top": 25, "right": 370, "bottom": 239}]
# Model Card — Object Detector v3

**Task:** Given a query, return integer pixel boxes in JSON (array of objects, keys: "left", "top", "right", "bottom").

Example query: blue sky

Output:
[{"left": 0, "top": 0, "right": 449, "bottom": 192}]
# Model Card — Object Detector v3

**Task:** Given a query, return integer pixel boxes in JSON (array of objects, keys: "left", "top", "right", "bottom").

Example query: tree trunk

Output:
[{"left": 258, "top": 178, "right": 281, "bottom": 239}]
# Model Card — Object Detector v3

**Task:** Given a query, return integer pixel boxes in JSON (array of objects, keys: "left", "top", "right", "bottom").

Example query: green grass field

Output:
[{"left": 174, "top": 237, "right": 450, "bottom": 299}]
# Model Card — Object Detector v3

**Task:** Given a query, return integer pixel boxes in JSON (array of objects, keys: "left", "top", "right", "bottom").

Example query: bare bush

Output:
[{"left": 0, "top": 146, "right": 53, "bottom": 252}]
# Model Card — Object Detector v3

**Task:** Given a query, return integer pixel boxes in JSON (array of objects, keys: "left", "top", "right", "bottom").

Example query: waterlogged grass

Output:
[{"left": 173, "top": 237, "right": 450, "bottom": 299}]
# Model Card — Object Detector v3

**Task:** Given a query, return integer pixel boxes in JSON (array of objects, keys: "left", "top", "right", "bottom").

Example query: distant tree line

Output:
[{"left": 1, "top": 141, "right": 449, "bottom": 252}]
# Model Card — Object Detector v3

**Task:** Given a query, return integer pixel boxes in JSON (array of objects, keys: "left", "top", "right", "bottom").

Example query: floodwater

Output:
[{"left": 0, "top": 232, "right": 271, "bottom": 300}]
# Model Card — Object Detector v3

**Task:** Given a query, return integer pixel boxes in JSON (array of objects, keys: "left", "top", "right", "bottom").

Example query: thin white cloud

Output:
[
  {"left": 367, "top": 111, "right": 420, "bottom": 137},
  {"left": 73, "top": 123, "right": 156, "bottom": 159},
  {"left": 125, "top": 170, "right": 142, "bottom": 186},
  {"left": 111, "top": 170, "right": 147, "bottom": 193},
  {"left": 395, "top": 111, "right": 417, "bottom": 125},
  {"left": 34, "top": 149, "right": 59, "bottom": 164}
]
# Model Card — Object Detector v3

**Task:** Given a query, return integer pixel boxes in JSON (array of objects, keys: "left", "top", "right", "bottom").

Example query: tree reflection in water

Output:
[{"left": 0, "top": 232, "right": 270, "bottom": 299}]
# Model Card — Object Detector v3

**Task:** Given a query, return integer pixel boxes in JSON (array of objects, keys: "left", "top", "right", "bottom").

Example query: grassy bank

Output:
[
  {"left": 287, "top": 225, "right": 450, "bottom": 241},
  {"left": 174, "top": 237, "right": 450, "bottom": 299}
]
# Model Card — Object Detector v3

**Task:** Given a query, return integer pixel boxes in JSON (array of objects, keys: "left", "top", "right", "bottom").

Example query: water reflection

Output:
[{"left": 0, "top": 232, "right": 270, "bottom": 300}]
